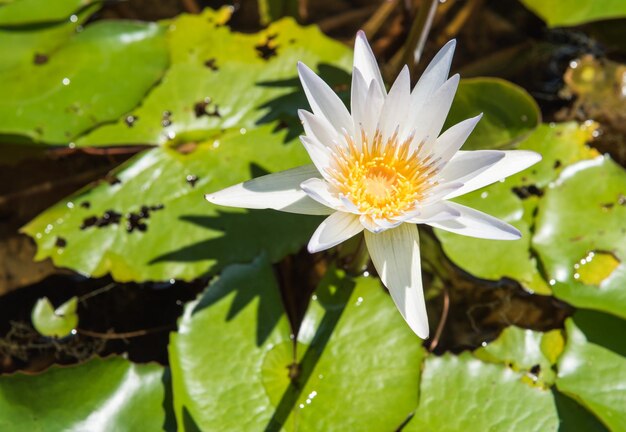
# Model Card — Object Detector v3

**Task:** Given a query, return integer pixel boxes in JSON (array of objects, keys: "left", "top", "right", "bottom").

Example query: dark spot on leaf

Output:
[
  {"left": 186, "top": 175, "right": 198, "bottom": 187},
  {"left": 194, "top": 100, "right": 209, "bottom": 117},
  {"left": 255, "top": 35, "right": 278, "bottom": 60},
  {"left": 33, "top": 53, "right": 48, "bottom": 65},
  {"left": 126, "top": 204, "right": 164, "bottom": 233},
  {"left": 532, "top": 206, "right": 539, "bottom": 217},
  {"left": 553, "top": 159, "right": 562, "bottom": 169},
  {"left": 125, "top": 115, "right": 138, "bottom": 127},
  {"left": 289, "top": 38, "right": 296, "bottom": 44},
  {"left": 204, "top": 58, "right": 218, "bottom": 71},
  {"left": 529, "top": 364, "right": 541, "bottom": 375},
  {"left": 55, "top": 237, "right": 67, "bottom": 248},
  {"left": 602, "top": 202, "right": 614, "bottom": 210},
  {"left": 81, "top": 210, "right": 122, "bottom": 230},
  {"left": 80, "top": 201, "right": 91, "bottom": 209},
  {"left": 162, "top": 111, "right": 172, "bottom": 127},
  {"left": 512, "top": 185, "right": 543, "bottom": 199}
]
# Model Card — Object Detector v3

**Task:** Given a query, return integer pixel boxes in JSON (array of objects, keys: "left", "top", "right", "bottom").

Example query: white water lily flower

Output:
[{"left": 206, "top": 32, "right": 540, "bottom": 339}]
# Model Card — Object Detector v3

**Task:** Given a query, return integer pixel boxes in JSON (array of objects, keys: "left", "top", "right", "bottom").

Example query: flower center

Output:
[{"left": 327, "top": 130, "right": 438, "bottom": 220}]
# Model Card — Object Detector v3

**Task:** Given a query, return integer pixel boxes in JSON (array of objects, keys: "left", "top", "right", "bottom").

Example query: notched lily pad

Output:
[
  {"left": 22, "top": 126, "right": 321, "bottom": 282},
  {"left": 31, "top": 296, "right": 78, "bottom": 338},
  {"left": 0, "top": 19, "right": 169, "bottom": 144},
  {"left": 474, "top": 326, "right": 561, "bottom": 386},
  {"left": 76, "top": 9, "right": 353, "bottom": 147},
  {"left": 0, "top": 356, "right": 169, "bottom": 432},
  {"left": 169, "top": 256, "right": 424, "bottom": 431},
  {"left": 533, "top": 156, "right": 626, "bottom": 318}
]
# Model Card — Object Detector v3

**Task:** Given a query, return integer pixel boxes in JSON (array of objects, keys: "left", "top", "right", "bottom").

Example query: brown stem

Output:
[
  {"left": 428, "top": 285, "right": 449, "bottom": 351},
  {"left": 180, "top": 0, "right": 201, "bottom": 14},
  {"left": 77, "top": 325, "right": 173, "bottom": 340}
]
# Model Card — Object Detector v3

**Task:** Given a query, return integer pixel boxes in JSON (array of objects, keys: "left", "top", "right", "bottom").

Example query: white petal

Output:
[
  {"left": 413, "top": 74, "right": 460, "bottom": 152},
  {"left": 402, "top": 201, "right": 461, "bottom": 223},
  {"left": 308, "top": 212, "right": 363, "bottom": 253},
  {"left": 420, "top": 181, "right": 464, "bottom": 205},
  {"left": 350, "top": 68, "right": 368, "bottom": 147},
  {"left": 299, "top": 135, "right": 332, "bottom": 177},
  {"left": 364, "top": 224, "right": 429, "bottom": 338},
  {"left": 434, "top": 114, "right": 482, "bottom": 163},
  {"left": 428, "top": 202, "right": 521, "bottom": 240},
  {"left": 299, "top": 109, "right": 338, "bottom": 149},
  {"left": 410, "top": 39, "right": 456, "bottom": 114},
  {"left": 300, "top": 177, "right": 343, "bottom": 210},
  {"left": 361, "top": 78, "right": 385, "bottom": 141},
  {"left": 445, "top": 150, "right": 542, "bottom": 199},
  {"left": 436, "top": 150, "right": 505, "bottom": 189},
  {"left": 379, "top": 65, "right": 411, "bottom": 138},
  {"left": 205, "top": 165, "right": 333, "bottom": 215},
  {"left": 354, "top": 30, "right": 386, "bottom": 96},
  {"left": 379, "top": 65, "right": 411, "bottom": 139},
  {"left": 298, "top": 62, "right": 353, "bottom": 135}
]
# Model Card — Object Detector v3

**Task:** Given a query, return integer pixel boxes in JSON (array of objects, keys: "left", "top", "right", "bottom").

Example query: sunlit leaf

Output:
[
  {"left": 405, "top": 352, "right": 559, "bottom": 431},
  {"left": 556, "top": 318, "right": 626, "bottom": 431},
  {"left": 0, "top": 357, "right": 171, "bottom": 432},
  {"left": 474, "top": 326, "right": 561, "bottom": 386},
  {"left": 22, "top": 126, "right": 321, "bottom": 282},
  {"left": 533, "top": 156, "right": 626, "bottom": 318},
  {"left": 170, "top": 256, "right": 424, "bottom": 431},
  {"left": 31, "top": 296, "right": 78, "bottom": 338},
  {"left": 519, "top": 0, "right": 626, "bottom": 27},
  {"left": 76, "top": 10, "right": 353, "bottom": 147},
  {"left": 0, "top": 20, "right": 168, "bottom": 144}
]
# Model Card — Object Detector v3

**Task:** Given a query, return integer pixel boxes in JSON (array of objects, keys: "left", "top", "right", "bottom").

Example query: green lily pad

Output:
[
  {"left": 445, "top": 77, "right": 541, "bottom": 151},
  {"left": 533, "top": 156, "right": 626, "bottom": 318},
  {"left": 556, "top": 318, "right": 626, "bottom": 431},
  {"left": 0, "top": 357, "right": 170, "bottom": 432},
  {"left": 22, "top": 126, "right": 321, "bottom": 282},
  {"left": 405, "top": 352, "right": 559, "bottom": 431},
  {"left": 0, "top": 3, "right": 95, "bottom": 74},
  {"left": 436, "top": 122, "right": 598, "bottom": 295},
  {"left": 31, "top": 296, "right": 78, "bottom": 338},
  {"left": 519, "top": 0, "right": 626, "bottom": 27},
  {"left": 0, "top": 19, "right": 168, "bottom": 144},
  {"left": 170, "top": 256, "right": 424, "bottom": 431},
  {"left": 474, "top": 326, "right": 562, "bottom": 386},
  {"left": 0, "top": 0, "right": 98, "bottom": 26},
  {"left": 76, "top": 10, "right": 353, "bottom": 147}
]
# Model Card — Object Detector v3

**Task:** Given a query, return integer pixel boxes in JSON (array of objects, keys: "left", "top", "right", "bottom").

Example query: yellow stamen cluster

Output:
[{"left": 328, "top": 130, "right": 438, "bottom": 220}]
